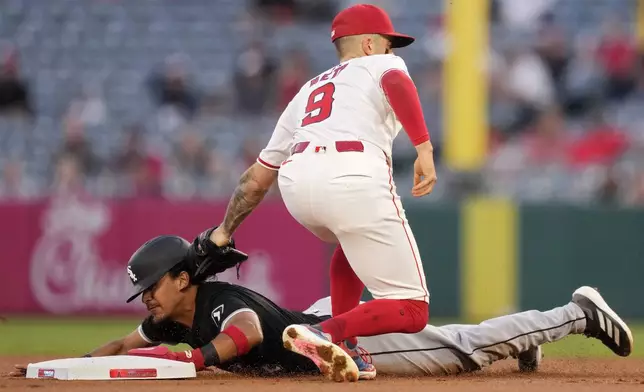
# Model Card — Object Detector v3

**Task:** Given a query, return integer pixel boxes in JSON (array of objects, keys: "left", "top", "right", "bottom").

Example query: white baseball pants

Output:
[{"left": 277, "top": 140, "right": 428, "bottom": 302}]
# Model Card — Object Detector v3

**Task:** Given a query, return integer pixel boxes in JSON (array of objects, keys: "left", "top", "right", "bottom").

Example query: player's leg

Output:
[
  {"left": 329, "top": 245, "right": 364, "bottom": 318},
  {"left": 430, "top": 302, "right": 586, "bottom": 371},
  {"left": 359, "top": 286, "right": 632, "bottom": 376},
  {"left": 278, "top": 154, "right": 364, "bottom": 381},
  {"left": 283, "top": 154, "right": 431, "bottom": 380},
  {"left": 280, "top": 151, "right": 427, "bottom": 380},
  {"left": 358, "top": 322, "right": 544, "bottom": 376},
  {"left": 437, "top": 286, "right": 632, "bottom": 366},
  {"left": 303, "top": 297, "right": 539, "bottom": 376},
  {"left": 316, "top": 230, "right": 428, "bottom": 340},
  {"left": 285, "top": 251, "right": 382, "bottom": 381},
  {"left": 329, "top": 244, "right": 363, "bottom": 347},
  {"left": 357, "top": 325, "right": 480, "bottom": 376},
  {"left": 304, "top": 297, "right": 541, "bottom": 375},
  {"left": 279, "top": 157, "right": 366, "bottom": 337},
  {"left": 278, "top": 147, "right": 427, "bottom": 318},
  {"left": 314, "top": 156, "right": 429, "bottom": 343}
]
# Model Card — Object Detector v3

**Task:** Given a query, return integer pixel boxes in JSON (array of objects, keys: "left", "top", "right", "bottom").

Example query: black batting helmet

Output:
[{"left": 125, "top": 235, "right": 193, "bottom": 303}]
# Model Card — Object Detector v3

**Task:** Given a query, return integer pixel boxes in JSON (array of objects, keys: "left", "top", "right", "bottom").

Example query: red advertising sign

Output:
[
  {"left": 109, "top": 369, "right": 158, "bottom": 379},
  {"left": 0, "top": 195, "right": 328, "bottom": 315}
]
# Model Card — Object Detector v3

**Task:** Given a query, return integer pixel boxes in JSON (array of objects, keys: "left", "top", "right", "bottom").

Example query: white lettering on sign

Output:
[
  {"left": 29, "top": 195, "right": 135, "bottom": 314},
  {"left": 216, "top": 250, "right": 283, "bottom": 305}
]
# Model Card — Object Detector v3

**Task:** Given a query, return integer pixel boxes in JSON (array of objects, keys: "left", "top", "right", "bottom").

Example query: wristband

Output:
[
  {"left": 221, "top": 325, "right": 251, "bottom": 356},
  {"left": 200, "top": 342, "right": 220, "bottom": 367}
]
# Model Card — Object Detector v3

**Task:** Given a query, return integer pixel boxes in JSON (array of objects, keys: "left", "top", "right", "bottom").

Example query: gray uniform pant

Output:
[{"left": 303, "top": 297, "right": 586, "bottom": 376}]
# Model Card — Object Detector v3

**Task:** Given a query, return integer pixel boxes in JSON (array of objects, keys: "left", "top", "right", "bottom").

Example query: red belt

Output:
[{"left": 291, "top": 141, "right": 364, "bottom": 154}]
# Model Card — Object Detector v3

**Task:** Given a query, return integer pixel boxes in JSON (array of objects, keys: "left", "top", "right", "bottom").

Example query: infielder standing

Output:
[
  {"left": 193, "top": 4, "right": 437, "bottom": 382},
  {"left": 10, "top": 235, "right": 633, "bottom": 378}
]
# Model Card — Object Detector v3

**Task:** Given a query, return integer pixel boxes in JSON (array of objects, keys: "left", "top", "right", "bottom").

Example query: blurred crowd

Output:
[
  {"left": 0, "top": 0, "right": 643, "bottom": 206},
  {"left": 483, "top": 0, "right": 644, "bottom": 205}
]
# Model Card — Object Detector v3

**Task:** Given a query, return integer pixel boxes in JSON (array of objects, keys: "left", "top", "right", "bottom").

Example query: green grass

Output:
[
  {"left": 2, "top": 317, "right": 643, "bottom": 358},
  {"left": 2, "top": 317, "right": 146, "bottom": 356},
  {"left": 542, "top": 332, "right": 644, "bottom": 358}
]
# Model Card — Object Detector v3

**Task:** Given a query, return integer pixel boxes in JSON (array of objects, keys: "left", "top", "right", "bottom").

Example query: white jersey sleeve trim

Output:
[
  {"left": 221, "top": 308, "right": 258, "bottom": 330},
  {"left": 137, "top": 324, "right": 157, "bottom": 344},
  {"left": 256, "top": 157, "right": 280, "bottom": 171}
]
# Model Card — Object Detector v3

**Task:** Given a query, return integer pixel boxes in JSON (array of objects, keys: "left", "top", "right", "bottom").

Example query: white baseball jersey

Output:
[
  {"left": 263, "top": 53, "right": 428, "bottom": 303},
  {"left": 257, "top": 54, "right": 411, "bottom": 170}
]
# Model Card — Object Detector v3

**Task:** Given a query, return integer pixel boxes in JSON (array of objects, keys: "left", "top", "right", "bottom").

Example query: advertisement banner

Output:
[{"left": 0, "top": 195, "right": 328, "bottom": 315}]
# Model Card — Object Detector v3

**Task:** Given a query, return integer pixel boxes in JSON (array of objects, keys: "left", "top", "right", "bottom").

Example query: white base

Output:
[{"left": 26, "top": 356, "right": 197, "bottom": 380}]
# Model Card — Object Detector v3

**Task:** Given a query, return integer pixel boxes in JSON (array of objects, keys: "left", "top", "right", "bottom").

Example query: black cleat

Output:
[{"left": 572, "top": 286, "right": 633, "bottom": 357}]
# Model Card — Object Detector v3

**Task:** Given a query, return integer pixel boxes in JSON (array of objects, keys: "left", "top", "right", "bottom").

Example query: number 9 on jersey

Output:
[{"left": 301, "top": 83, "right": 336, "bottom": 127}]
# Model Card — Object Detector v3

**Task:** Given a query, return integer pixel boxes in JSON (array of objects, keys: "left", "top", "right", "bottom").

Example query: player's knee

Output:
[{"left": 399, "top": 299, "right": 429, "bottom": 333}]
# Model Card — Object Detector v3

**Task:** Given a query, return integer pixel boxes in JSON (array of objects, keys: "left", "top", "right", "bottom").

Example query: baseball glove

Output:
[{"left": 190, "top": 226, "right": 249, "bottom": 280}]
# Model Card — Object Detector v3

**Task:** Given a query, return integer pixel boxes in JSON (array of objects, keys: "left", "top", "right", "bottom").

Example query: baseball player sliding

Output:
[
  {"left": 10, "top": 235, "right": 633, "bottom": 378},
  {"left": 191, "top": 3, "right": 437, "bottom": 382}
]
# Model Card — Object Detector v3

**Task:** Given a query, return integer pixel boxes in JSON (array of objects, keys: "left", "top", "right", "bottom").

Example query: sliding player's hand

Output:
[{"left": 8, "top": 364, "right": 26, "bottom": 377}]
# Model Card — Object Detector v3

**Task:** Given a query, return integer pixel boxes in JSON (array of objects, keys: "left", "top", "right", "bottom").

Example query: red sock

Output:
[
  {"left": 329, "top": 245, "right": 363, "bottom": 346},
  {"left": 330, "top": 245, "right": 364, "bottom": 317},
  {"left": 318, "top": 299, "right": 429, "bottom": 343}
]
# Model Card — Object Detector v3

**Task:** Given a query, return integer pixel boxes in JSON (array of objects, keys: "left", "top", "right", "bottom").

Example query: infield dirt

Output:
[{"left": 2, "top": 356, "right": 644, "bottom": 392}]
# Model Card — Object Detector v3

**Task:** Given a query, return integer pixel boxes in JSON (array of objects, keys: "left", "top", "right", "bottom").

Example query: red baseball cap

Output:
[{"left": 331, "top": 4, "right": 415, "bottom": 48}]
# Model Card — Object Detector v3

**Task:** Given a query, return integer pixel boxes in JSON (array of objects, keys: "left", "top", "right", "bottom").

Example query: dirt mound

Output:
[{"left": 2, "top": 356, "right": 643, "bottom": 392}]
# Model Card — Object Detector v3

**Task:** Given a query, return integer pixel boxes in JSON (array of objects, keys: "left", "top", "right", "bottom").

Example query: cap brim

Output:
[
  {"left": 126, "top": 286, "right": 146, "bottom": 304},
  {"left": 384, "top": 33, "right": 415, "bottom": 48},
  {"left": 125, "top": 271, "right": 167, "bottom": 303}
]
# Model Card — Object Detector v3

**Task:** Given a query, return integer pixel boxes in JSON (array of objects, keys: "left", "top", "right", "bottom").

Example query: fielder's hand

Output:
[
  {"left": 412, "top": 142, "right": 437, "bottom": 197},
  {"left": 191, "top": 226, "right": 249, "bottom": 279},
  {"left": 193, "top": 226, "right": 232, "bottom": 257},
  {"left": 209, "top": 226, "right": 231, "bottom": 247},
  {"left": 9, "top": 364, "right": 26, "bottom": 377}
]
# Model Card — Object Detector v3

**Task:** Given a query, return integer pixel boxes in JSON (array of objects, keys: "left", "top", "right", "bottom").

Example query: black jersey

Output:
[{"left": 139, "top": 281, "right": 325, "bottom": 376}]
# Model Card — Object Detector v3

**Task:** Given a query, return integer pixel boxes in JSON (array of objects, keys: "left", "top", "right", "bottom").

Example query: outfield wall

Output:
[
  {"left": 1, "top": 196, "right": 642, "bottom": 320},
  {"left": 0, "top": 195, "right": 328, "bottom": 315},
  {"left": 362, "top": 199, "right": 644, "bottom": 321}
]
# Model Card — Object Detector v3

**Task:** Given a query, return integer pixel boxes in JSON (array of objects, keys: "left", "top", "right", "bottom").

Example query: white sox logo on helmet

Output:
[{"left": 127, "top": 266, "right": 138, "bottom": 283}]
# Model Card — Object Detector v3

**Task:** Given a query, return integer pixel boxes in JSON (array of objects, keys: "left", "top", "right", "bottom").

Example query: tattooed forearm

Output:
[{"left": 221, "top": 166, "right": 270, "bottom": 236}]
